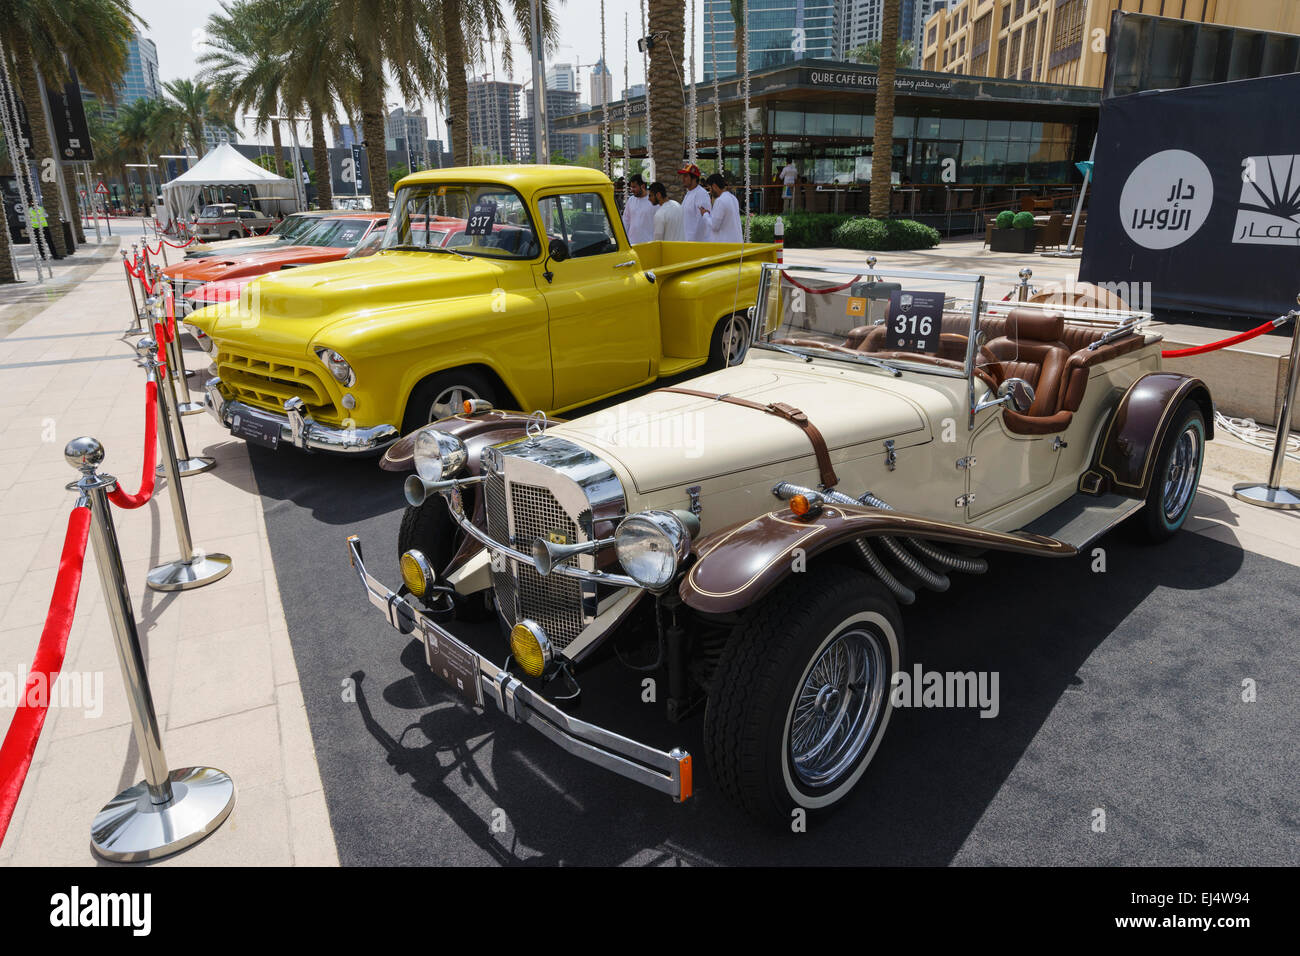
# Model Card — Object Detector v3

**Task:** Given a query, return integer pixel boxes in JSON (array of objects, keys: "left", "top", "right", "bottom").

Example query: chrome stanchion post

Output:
[
  {"left": 136, "top": 338, "right": 230, "bottom": 592},
  {"left": 1017, "top": 267, "right": 1032, "bottom": 302},
  {"left": 1234, "top": 300, "right": 1300, "bottom": 510},
  {"left": 64, "top": 436, "right": 235, "bottom": 862},
  {"left": 150, "top": 326, "right": 215, "bottom": 478},
  {"left": 121, "top": 250, "right": 143, "bottom": 334},
  {"left": 160, "top": 278, "right": 203, "bottom": 416}
]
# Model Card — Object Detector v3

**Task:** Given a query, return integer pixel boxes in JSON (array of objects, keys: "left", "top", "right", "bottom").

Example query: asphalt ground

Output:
[{"left": 241, "top": 426, "right": 1300, "bottom": 867}]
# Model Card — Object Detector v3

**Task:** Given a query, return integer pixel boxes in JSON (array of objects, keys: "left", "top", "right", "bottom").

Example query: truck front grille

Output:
[
  {"left": 483, "top": 471, "right": 586, "bottom": 650},
  {"left": 215, "top": 347, "right": 338, "bottom": 420}
]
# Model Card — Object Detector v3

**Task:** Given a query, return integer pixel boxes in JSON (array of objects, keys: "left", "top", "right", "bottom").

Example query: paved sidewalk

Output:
[{"left": 0, "top": 236, "right": 337, "bottom": 866}]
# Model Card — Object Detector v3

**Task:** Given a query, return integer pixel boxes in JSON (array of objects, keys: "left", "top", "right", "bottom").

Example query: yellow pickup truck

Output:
[{"left": 187, "top": 165, "right": 776, "bottom": 454}]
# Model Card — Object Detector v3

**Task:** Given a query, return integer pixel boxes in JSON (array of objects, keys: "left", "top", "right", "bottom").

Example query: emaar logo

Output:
[
  {"left": 1119, "top": 149, "right": 1214, "bottom": 250},
  {"left": 1233, "top": 155, "right": 1300, "bottom": 246}
]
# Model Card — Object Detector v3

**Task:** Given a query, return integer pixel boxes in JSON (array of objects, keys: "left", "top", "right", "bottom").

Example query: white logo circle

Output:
[{"left": 1119, "top": 149, "right": 1214, "bottom": 250}]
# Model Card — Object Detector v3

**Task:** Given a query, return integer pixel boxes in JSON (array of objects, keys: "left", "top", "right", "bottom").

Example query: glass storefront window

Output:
[
  {"left": 806, "top": 110, "right": 835, "bottom": 136},
  {"left": 772, "top": 107, "right": 802, "bottom": 135},
  {"left": 861, "top": 114, "right": 875, "bottom": 137},
  {"left": 832, "top": 109, "right": 861, "bottom": 137},
  {"left": 917, "top": 116, "right": 942, "bottom": 138},
  {"left": 894, "top": 115, "right": 914, "bottom": 138},
  {"left": 1009, "top": 120, "right": 1031, "bottom": 141},
  {"left": 987, "top": 119, "right": 1011, "bottom": 139},
  {"left": 940, "top": 117, "right": 965, "bottom": 139}
]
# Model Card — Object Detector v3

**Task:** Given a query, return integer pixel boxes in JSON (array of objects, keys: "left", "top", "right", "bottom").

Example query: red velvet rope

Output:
[
  {"left": 106, "top": 380, "right": 159, "bottom": 510},
  {"left": 159, "top": 237, "right": 195, "bottom": 249},
  {"left": 1162, "top": 318, "right": 1283, "bottom": 358},
  {"left": 783, "top": 273, "right": 863, "bottom": 295},
  {"left": 0, "top": 506, "right": 92, "bottom": 847}
]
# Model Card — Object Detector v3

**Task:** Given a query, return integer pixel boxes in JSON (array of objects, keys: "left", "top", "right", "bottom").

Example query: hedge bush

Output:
[
  {"left": 748, "top": 213, "right": 941, "bottom": 251},
  {"left": 830, "top": 217, "right": 942, "bottom": 251},
  {"left": 995, "top": 210, "right": 1015, "bottom": 229},
  {"left": 748, "top": 212, "right": 853, "bottom": 246},
  {"left": 1011, "top": 211, "right": 1037, "bottom": 230}
]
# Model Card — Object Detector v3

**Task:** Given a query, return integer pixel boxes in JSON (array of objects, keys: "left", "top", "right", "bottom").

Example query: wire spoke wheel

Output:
[
  {"left": 788, "top": 625, "right": 888, "bottom": 789},
  {"left": 1162, "top": 424, "right": 1201, "bottom": 523}
]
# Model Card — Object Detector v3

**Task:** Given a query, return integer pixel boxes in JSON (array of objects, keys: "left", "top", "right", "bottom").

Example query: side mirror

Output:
[
  {"left": 998, "top": 377, "right": 1036, "bottom": 413},
  {"left": 547, "top": 238, "right": 569, "bottom": 263}
]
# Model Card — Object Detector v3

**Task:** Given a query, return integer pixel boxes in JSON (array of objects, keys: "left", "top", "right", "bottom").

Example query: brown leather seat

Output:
[{"left": 984, "top": 309, "right": 1072, "bottom": 435}]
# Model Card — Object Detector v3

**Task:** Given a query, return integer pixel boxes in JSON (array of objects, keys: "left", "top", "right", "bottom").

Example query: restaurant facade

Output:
[{"left": 555, "top": 58, "right": 1101, "bottom": 229}]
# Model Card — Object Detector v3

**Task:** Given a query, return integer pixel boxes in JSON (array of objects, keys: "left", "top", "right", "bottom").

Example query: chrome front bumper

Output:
[
  {"left": 347, "top": 534, "right": 693, "bottom": 801},
  {"left": 204, "top": 377, "right": 398, "bottom": 454}
]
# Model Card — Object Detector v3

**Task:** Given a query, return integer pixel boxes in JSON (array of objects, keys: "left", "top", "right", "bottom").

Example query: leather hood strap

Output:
[{"left": 658, "top": 386, "right": 840, "bottom": 489}]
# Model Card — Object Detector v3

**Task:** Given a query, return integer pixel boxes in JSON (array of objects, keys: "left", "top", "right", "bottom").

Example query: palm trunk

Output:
[
  {"left": 869, "top": 0, "right": 901, "bottom": 219},
  {"left": 271, "top": 122, "right": 285, "bottom": 175},
  {"left": 14, "top": 55, "right": 68, "bottom": 256},
  {"left": 443, "top": 0, "right": 469, "bottom": 167},
  {"left": 358, "top": 66, "right": 390, "bottom": 210},
  {"left": 649, "top": 0, "right": 686, "bottom": 198},
  {"left": 0, "top": 208, "right": 16, "bottom": 282},
  {"left": 310, "top": 104, "right": 332, "bottom": 210},
  {"left": 190, "top": 121, "right": 207, "bottom": 158}
]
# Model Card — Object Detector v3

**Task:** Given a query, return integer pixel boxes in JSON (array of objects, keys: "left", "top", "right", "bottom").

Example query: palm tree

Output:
[
  {"left": 0, "top": 0, "right": 139, "bottom": 257},
  {"left": 849, "top": 39, "right": 915, "bottom": 67},
  {"left": 164, "top": 77, "right": 217, "bottom": 158},
  {"left": 116, "top": 96, "right": 161, "bottom": 208},
  {"left": 333, "top": 0, "right": 446, "bottom": 211},
  {"left": 869, "top": 0, "right": 900, "bottom": 219},
  {"left": 201, "top": 0, "right": 289, "bottom": 175},
  {"left": 281, "top": 0, "right": 358, "bottom": 210},
  {"left": 648, "top": 0, "right": 685, "bottom": 197}
]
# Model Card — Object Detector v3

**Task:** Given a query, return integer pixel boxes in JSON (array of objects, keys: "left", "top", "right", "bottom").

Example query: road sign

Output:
[{"left": 94, "top": 180, "right": 108, "bottom": 195}]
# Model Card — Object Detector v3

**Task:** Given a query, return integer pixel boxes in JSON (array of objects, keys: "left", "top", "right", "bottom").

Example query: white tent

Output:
[{"left": 161, "top": 143, "right": 299, "bottom": 223}]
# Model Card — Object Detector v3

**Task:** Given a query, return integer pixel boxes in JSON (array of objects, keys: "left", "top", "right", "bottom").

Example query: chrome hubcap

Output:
[
  {"left": 723, "top": 315, "right": 749, "bottom": 364},
  {"left": 1162, "top": 425, "right": 1201, "bottom": 522},
  {"left": 789, "top": 626, "right": 888, "bottom": 788},
  {"left": 429, "top": 385, "right": 481, "bottom": 422}
]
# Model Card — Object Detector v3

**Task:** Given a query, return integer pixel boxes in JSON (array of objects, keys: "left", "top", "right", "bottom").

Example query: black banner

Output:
[
  {"left": 45, "top": 69, "right": 93, "bottom": 161},
  {"left": 1080, "top": 73, "right": 1300, "bottom": 322}
]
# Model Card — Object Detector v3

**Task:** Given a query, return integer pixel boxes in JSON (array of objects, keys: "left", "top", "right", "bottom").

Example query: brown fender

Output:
[
  {"left": 379, "top": 409, "right": 566, "bottom": 473},
  {"left": 1080, "top": 372, "right": 1213, "bottom": 498},
  {"left": 679, "top": 504, "right": 1075, "bottom": 615}
]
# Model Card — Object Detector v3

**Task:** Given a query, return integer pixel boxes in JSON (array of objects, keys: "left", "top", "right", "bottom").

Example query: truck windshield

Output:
[{"left": 383, "top": 183, "right": 540, "bottom": 259}]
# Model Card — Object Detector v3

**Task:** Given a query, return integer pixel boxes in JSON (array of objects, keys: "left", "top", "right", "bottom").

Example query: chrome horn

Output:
[{"left": 531, "top": 536, "right": 614, "bottom": 576}]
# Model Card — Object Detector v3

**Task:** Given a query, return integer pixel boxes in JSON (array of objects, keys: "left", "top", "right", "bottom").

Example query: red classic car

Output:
[{"left": 166, "top": 212, "right": 390, "bottom": 315}]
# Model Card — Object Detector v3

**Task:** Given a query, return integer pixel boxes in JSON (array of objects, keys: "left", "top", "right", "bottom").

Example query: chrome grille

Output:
[
  {"left": 483, "top": 470, "right": 515, "bottom": 623},
  {"left": 510, "top": 482, "right": 584, "bottom": 648},
  {"left": 215, "top": 347, "right": 338, "bottom": 420}
]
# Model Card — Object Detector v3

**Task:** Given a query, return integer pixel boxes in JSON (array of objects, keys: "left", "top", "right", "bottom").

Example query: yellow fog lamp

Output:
[
  {"left": 399, "top": 549, "right": 435, "bottom": 598},
  {"left": 509, "top": 620, "right": 553, "bottom": 678}
]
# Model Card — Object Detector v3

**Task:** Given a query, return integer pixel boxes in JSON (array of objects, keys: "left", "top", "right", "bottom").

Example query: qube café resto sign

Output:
[
  {"left": 1082, "top": 72, "right": 1300, "bottom": 321},
  {"left": 804, "top": 68, "right": 956, "bottom": 96}
]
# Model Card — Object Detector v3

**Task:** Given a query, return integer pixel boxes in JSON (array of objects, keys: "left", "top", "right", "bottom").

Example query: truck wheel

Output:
[
  {"left": 401, "top": 369, "right": 497, "bottom": 434},
  {"left": 707, "top": 312, "right": 750, "bottom": 369},
  {"left": 397, "top": 497, "right": 490, "bottom": 620},
  {"left": 227, "top": 230, "right": 240, "bottom": 239},
  {"left": 1135, "top": 399, "right": 1206, "bottom": 543},
  {"left": 704, "top": 565, "right": 903, "bottom": 823}
]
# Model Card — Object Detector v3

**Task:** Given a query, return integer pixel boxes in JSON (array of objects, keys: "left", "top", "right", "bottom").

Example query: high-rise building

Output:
[
  {"left": 547, "top": 63, "right": 577, "bottom": 92},
  {"left": 521, "top": 87, "right": 582, "bottom": 162},
  {"left": 921, "top": 0, "right": 1300, "bottom": 86},
  {"left": 834, "top": 1, "right": 934, "bottom": 60},
  {"left": 81, "top": 30, "right": 160, "bottom": 120},
  {"left": 385, "top": 107, "right": 431, "bottom": 169},
  {"left": 467, "top": 80, "right": 523, "bottom": 162},
  {"left": 704, "top": 0, "right": 835, "bottom": 80},
  {"left": 589, "top": 58, "right": 614, "bottom": 106},
  {"left": 201, "top": 123, "right": 239, "bottom": 153}
]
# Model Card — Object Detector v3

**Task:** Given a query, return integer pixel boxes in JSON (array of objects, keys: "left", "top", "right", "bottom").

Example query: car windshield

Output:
[
  {"left": 296, "top": 217, "right": 375, "bottom": 248},
  {"left": 344, "top": 228, "right": 386, "bottom": 259},
  {"left": 383, "top": 182, "right": 540, "bottom": 259},
  {"left": 199, "top": 205, "right": 232, "bottom": 219},
  {"left": 269, "top": 214, "right": 315, "bottom": 241},
  {"left": 754, "top": 263, "right": 991, "bottom": 381}
]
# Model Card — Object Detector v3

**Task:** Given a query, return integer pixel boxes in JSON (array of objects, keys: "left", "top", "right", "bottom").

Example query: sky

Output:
[{"left": 134, "top": 0, "right": 710, "bottom": 147}]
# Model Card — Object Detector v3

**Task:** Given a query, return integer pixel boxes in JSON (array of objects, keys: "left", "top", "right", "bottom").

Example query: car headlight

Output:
[
  {"left": 413, "top": 428, "right": 468, "bottom": 482},
  {"left": 314, "top": 347, "right": 355, "bottom": 386},
  {"left": 614, "top": 510, "right": 693, "bottom": 592}
]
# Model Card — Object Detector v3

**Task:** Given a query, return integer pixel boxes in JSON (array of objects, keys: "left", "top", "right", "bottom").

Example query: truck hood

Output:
[
  {"left": 164, "top": 245, "right": 345, "bottom": 282},
  {"left": 187, "top": 250, "right": 507, "bottom": 352},
  {"left": 555, "top": 358, "right": 936, "bottom": 495}
]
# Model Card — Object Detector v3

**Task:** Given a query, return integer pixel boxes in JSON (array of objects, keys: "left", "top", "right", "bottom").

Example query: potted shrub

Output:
[{"left": 990, "top": 209, "right": 1037, "bottom": 253}]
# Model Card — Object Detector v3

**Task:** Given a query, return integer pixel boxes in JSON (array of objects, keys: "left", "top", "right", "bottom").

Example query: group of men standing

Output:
[{"left": 620, "top": 163, "right": 743, "bottom": 245}]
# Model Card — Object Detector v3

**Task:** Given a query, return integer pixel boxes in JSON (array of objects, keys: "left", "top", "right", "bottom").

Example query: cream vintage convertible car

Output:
[{"left": 348, "top": 263, "right": 1212, "bottom": 823}]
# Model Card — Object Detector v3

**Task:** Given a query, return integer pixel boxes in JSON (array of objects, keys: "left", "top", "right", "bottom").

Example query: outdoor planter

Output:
[{"left": 990, "top": 227, "right": 1037, "bottom": 253}]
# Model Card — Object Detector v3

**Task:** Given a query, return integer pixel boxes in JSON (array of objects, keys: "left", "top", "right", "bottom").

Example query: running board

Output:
[{"left": 1021, "top": 493, "right": 1144, "bottom": 550}]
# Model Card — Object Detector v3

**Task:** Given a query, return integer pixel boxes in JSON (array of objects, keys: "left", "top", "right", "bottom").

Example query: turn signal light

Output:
[
  {"left": 789, "top": 491, "right": 825, "bottom": 519},
  {"left": 400, "top": 549, "right": 434, "bottom": 598},
  {"left": 510, "top": 620, "right": 553, "bottom": 678}
]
